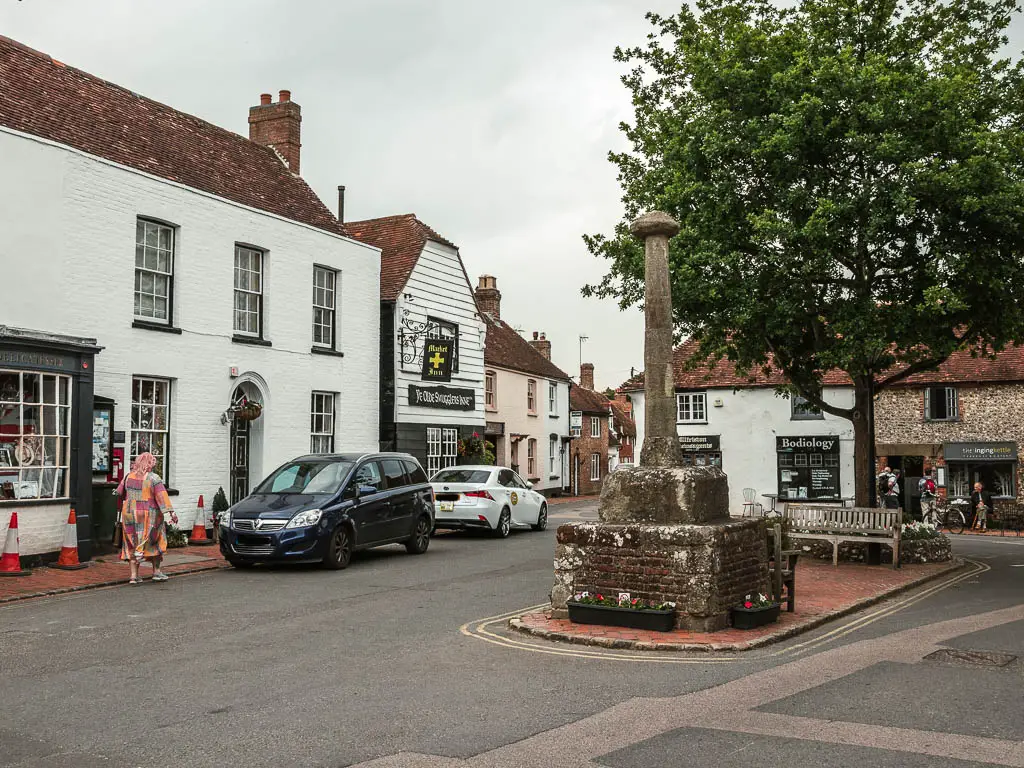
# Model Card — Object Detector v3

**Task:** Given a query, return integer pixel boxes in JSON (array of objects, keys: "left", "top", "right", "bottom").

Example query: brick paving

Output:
[
  {"left": 510, "top": 558, "right": 965, "bottom": 652},
  {"left": 0, "top": 544, "right": 228, "bottom": 604}
]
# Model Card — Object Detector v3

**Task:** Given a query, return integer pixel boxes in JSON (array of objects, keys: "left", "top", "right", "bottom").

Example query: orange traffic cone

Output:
[
  {"left": 189, "top": 495, "right": 213, "bottom": 546},
  {"left": 0, "top": 511, "right": 30, "bottom": 577},
  {"left": 54, "top": 508, "right": 88, "bottom": 570}
]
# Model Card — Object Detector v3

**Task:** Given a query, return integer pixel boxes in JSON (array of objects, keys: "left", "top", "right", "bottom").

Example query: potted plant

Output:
[
  {"left": 458, "top": 432, "right": 495, "bottom": 465},
  {"left": 731, "top": 593, "right": 781, "bottom": 629},
  {"left": 566, "top": 591, "right": 677, "bottom": 632}
]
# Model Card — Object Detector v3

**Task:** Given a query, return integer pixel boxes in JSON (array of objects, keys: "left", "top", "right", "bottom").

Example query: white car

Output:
[{"left": 430, "top": 465, "right": 548, "bottom": 538}]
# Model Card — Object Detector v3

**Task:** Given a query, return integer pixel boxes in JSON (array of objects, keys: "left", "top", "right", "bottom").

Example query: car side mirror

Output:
[
  {"left": 357, "top": 484, "right": 378, "bottom": 498},
  {"left": 526, "top": 482, "right": 534, "bottom": 490}
]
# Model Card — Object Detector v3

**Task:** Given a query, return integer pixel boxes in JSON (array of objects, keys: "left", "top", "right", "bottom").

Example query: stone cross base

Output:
[
  {"left": 599, "top": 465, "right": 730, "bottom": 525},
  {"left": 550, "top": 519, "right": 769, "bottom": 633}
]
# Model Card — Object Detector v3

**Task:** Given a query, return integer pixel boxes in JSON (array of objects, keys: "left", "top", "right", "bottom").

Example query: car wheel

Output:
[
  {"left": 531, "top": 504, "right": 548, "bottom": 531},
  {"left": 322, "top": 525, "right": 352, "bottom": 570},
  {"left": 226, "top": 556, "right": 253, "bottom": 569},
  {"left": 405, "top": 515, "right": 432, "bottom": 554},
  {"left": 493, "top": 508, "right": 511, "bottom": 539}
]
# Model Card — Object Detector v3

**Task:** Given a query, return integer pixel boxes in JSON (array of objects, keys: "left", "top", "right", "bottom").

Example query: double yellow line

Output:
[{"left": 459, "top": 560, "right": 986, "bottom": 664}]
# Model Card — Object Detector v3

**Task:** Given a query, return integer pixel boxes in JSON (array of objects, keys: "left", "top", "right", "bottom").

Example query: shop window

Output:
[
  {"left": 947, "top": 462, "right": 1016, "bottom": 498},
  {"left": 485, "top": 371, "right": 496, "bottom": 410},
  {"left": 791, "top": 394, "right": 823, "bottom": 420},
  {"left": 426, "top": 427, "right": 458, "bottom": 476},
  {"left": 590, "top": 452, "right": 601, "bottom": 481},
  {"left": 234, "top": 245, "right": 264, "bottom": 337},
  {"left": 527, "top": 438, "right": 537, "bottom": 477},
  {"left": 130, "top": 377, "right": 171, "bottom": 482},
  {"left": 549, "top": 382, "right": 557, "bottom": 415},
  {"left": 312, "top": 266, "right": 337, "bottom": 349},
  {"left": 0, "top": 371, "right": 72, "bottom": 500},
  {"left": 527, "top": 380, "right": 537, "bottom": 414},
  {"left": 590, "top": 416, "right": 601, "bottom": 438},
  {"left": 428, "top": 317, "right": 459, "bottom": 373},
  {"left": 676, "top": 392, "right": 707, "bottom": 423},
  {"left": 925, "top": 386, "right": 958, "bottom": 421},
  {"left": 310, "top": 391, "right": 336, "bottom": 454},
  {"left": 135, "top": 219, "right": 174, "bottom": 324}
]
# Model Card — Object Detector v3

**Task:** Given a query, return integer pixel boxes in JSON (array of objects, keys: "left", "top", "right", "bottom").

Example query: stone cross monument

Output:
[{"left": 549, "top": 211, "right": 768, "bottom": 632}]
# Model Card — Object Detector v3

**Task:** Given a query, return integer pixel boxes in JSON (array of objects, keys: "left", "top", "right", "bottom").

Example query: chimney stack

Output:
[
  {"left": 337, "top": 185, "right": 346, "bottom": 222},
  {"left": 249, "top": 90, "right": 302, "bottom": 173},
  {"left": 475, "top": 275, "right": 501, "bottom": 320},
  {"left": 529, "top": 331, "right": 552, "bottom": 360},
  {"left": 580, "top": 363, "right": 595, "bottom": 391}
]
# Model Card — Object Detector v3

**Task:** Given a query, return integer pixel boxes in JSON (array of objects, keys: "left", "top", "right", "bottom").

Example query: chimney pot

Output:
[
  {"left": 532, "top": 331, "right": 538, "bottom": 340},
  {"left": 279, "top": 89, "right": 291, "bottom": 102},
  {"left": 249, "top": 91, "right": 302, "bottom": 173},
  {"left": 337, "top": 185, "right": 346, "bottom": 223},
  {"left": 260, "top": 93, "right": 272, "bottom": 105},
  {"left": 474, "top": 274, "right": 501, "bottom": 320},
  {"left": 580, "top": 363, "right": 595, "bottom": 391},
  {"left": 529, "top": 330, "right": 552, "bottom": 361}
]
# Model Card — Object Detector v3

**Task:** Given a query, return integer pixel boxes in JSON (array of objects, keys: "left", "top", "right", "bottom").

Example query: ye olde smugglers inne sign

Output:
[{"left": 408, "top": 385, "right": 476, "bottom": 411}]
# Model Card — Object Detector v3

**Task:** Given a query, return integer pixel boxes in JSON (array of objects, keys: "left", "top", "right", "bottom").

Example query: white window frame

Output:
[
  {"left": 790, "top": 394, "right": 824, "bottom": 420},
  {"left": 130, "top": 376, "right": 171, "bottom": 481},
  {"left": 676, "top": 392, "right": 707, "bottom": 424},
  {"left": 527, "top": 379, "right": 537, "bottom": 414},
  {"left": 427, "top": 427, "right": 459, "bottom": 476},
  {"left": 590, "top": 452, "right": 601, "bottom": 481},
  {"left": 548, "top": 382, "right": 557, "bottom": 415},
  {"left": 310, "top": 391, "right": 336, "bottom": 454},
  {"left": 0, "top": 371, "right": 73, "bottom": 500},
  {"left": 485, "top": 371, "right": 496, "bottom": 410},
  {"left": 590, "top": 416, "right": 601, "bottom": 438},
  {"left": 312, "top": 266, "right": 337, "bottom": 349},
  {"left": 549, "top": 437, "right": 558, "bottom": 475},
  {"left": 234, "top": 245, "right": 264, "bottom": 337},
  {"left": 527, "top": 438, "right": 536, "bottom": 477},
  {"left": 134, "top": 219, "right": 174, "bottom": 324}
]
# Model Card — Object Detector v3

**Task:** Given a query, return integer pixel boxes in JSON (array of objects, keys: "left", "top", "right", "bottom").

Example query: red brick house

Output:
[{"left": 569, "top": 363, "right": 611, "bottom": 496}]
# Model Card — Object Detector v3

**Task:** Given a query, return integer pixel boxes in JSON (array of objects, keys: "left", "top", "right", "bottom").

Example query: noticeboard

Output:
[{"left": 776, "top": 435, "right": 841, "bottom": 500}]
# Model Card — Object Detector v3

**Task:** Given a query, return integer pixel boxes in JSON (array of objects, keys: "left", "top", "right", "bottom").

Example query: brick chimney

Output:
[
  {"left": 580, "top": 363, "right": 595, "bottom": 391},
  {"left": 529, "top": 331, "right": 552, "bottom": 360},
  {"left": 475, "top": 275, "right": 501, "bottom": 320},
  {"left": 249, "top": 90, "right": 302, "bottom": 173}
]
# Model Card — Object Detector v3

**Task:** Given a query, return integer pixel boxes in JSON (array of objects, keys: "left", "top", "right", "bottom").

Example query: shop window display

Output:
[{"left": 0, "top": 371, "right": 72, "bottom": 500}]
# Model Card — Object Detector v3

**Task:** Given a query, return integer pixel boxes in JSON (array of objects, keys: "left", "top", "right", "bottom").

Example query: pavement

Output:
[{"left": 0, "top": 498, "right": 1021, "bottom": 767}]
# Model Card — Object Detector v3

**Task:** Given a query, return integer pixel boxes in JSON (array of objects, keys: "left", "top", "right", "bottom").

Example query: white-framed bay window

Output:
[
  {"left": 135, "top": 218, "right": 174, "bottom": 324},
  {"left": 310, "top": 391, "right": 336, "bottom": 453},
  {"left": 312, "top": 266, "right": 337, "bottom": 349},
  {"left": 426, "top": 427, "right": 459, "bottom": 476},
  {"left": 234, "top": 245, "right": 264, "bottom": 337},
  {"left": 0, "top": 371, "right": 72, "bottom": 500},
  {"left": 676, "top": 392, "right": 707, "bottom": 423},
  {"left": 130, "top": 376, "right": 171, "bottom": 481}
]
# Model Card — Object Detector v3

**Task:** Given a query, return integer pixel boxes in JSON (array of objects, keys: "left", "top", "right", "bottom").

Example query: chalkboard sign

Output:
[{"left": 776, "top": 435, "right": 841, "bottom": 501}]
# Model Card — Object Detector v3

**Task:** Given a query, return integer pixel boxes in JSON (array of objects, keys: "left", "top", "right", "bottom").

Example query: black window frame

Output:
[
  {"left": 312, "top": 264, "right": 338, "bottom": 350},
  {"left": 233, "top": 243, "right": 265, "bottom": 340},
  {"left": 427, "top": 316, "right": 459, "bottom": 373},
  {"left": 925, "top": 386, "right": 958, "bottom": 422},
  {"left": 134, "top": 217, "right": 177, "bottom": 328}
]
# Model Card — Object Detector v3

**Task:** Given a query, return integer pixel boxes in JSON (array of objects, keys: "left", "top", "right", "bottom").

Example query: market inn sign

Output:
[{"left": 408, "top": 384, "right": 476, "bottom": 411}]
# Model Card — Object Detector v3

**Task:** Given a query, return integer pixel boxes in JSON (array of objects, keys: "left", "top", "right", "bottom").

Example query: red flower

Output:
[
  {"left": 472, "top": 432, "right": 480, "bottom": 438},
  {"left": 743, "top": 601, "right": 753, "bottom": 609},
  {"left": 596, "top": 594, "right": 604, "bottom": 601}
]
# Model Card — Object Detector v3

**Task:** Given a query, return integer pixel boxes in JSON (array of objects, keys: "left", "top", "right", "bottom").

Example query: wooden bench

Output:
[
  {"left": 768, "top": 523, "right": 799, "bottom": 611},
  {"left": 782, "top": 505, "right": 902, "bottom": 569}
]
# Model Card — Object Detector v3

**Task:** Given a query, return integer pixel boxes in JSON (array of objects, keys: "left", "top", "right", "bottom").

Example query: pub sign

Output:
[{"left": 421, "top": 339, "right": 454, "bottom": 382}]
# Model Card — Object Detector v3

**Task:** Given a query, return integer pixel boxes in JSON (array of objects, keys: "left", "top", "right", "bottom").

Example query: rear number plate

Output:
[{"left": 439, "top": 501, "right": 454, "bottom": 512}]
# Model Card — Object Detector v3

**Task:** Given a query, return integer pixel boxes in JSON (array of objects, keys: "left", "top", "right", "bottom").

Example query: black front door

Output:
[{"left": 230, "top": 388, "right": 250, "bottom": 504}]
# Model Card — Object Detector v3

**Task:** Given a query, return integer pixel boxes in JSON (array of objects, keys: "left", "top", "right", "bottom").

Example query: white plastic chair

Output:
[{"left": 742, "top": 488, "right": 763, "bottom": 518}]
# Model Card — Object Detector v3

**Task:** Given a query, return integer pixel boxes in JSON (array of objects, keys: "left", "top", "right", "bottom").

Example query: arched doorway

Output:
[{"left": 227, "top": 375, "right": 268, "bottom": 504}]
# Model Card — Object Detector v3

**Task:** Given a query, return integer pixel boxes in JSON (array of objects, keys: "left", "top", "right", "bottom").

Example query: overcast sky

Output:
[{"left": 2, "top": 0, "right": 683, "bottom": 390}]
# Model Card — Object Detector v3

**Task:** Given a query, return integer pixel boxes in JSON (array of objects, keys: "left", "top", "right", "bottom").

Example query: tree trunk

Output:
[{"left": 852, "top": 377, "right": 876, "bottom": 508}]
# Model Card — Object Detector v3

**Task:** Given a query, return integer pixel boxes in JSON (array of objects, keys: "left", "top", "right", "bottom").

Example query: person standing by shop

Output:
[
  {"left": 919, "top": 469, "right": 938, "bottom": 523},
  {"left": 117, "top": 452, "right": 177, "bottom": 583},
  {"left": 877, "top": 466, "right": 899, "bottom": 510},
  {"left": 970, "top": 481, "right": 992, "bottom": 532}
]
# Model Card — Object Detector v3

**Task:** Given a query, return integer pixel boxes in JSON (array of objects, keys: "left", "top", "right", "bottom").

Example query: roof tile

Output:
[{"left": 483, "top": 316, "right": 570, "bottom": 381}]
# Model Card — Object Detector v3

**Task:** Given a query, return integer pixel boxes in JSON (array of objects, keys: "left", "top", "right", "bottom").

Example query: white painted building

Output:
[
  {"left": 627, "top": 340, "right": 856, "bottom": 515},
  {"left": 345, "top": 214, "right": 486, "bottom": 473},
  {"left": 474, "top": 277, "right": 571, "bottom": 495},
  {"left": 0, "top": 38, "right": 380, "bottom": 557}
]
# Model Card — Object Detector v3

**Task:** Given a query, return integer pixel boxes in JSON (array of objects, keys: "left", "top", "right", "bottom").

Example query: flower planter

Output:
[
  {"left": 567, "top": 601, "right": 676, "bottom": 632},
  {"left": 730, "top": 603, "right": 780, "bottom": 630}
]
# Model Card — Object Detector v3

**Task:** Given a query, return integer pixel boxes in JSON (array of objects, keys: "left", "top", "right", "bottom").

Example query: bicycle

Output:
[{"left": 923, "top": 501, "right": 965, "bottom": 535}]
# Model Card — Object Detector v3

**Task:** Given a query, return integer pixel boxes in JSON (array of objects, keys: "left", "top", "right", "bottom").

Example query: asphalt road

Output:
[{"left": 1, "top": 501, "right": 1021, "bottom": 768}]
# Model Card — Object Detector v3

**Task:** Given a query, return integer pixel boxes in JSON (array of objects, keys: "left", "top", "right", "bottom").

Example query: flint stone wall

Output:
[
  {"left": 797, "top": 535, "right": 952, "bottom": 564},
  {"left": 551, "top": 519, "right": 768, "bottom": 632}
]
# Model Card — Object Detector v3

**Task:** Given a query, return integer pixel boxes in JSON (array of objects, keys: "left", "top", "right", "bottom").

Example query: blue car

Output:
[{"left": 219, "top": 452, "right": 434, "bottom": 569}]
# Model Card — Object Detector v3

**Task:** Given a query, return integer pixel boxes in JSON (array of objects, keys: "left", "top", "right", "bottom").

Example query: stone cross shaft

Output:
[{"left": 630, "top": 211, "right": 684, "bottom": 468}]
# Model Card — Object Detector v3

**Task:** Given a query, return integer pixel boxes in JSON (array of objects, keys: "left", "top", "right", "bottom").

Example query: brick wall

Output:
[
  {"left": 570, "top": 414, "right": 608, "bottom": 495},
  {"left": 874, "top": 383, "right": 1024, "bottom": 504}
]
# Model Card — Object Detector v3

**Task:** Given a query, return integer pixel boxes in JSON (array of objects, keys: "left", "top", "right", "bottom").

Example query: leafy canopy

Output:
[{"left": 586, "top": 0, "right": 1024, "bottom": 411}]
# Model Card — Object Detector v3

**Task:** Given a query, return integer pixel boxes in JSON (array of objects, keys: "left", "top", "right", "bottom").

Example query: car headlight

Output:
[
  {"left": 220, "top": 509, "right": 232, "bottom": 528},
  {"left": 286, "top": 508, "right": 324, "bottom": 528}
]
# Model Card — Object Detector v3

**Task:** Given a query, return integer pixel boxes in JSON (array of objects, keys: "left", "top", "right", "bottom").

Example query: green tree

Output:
[{"left": 586, "top": 0, "right": 1024, "bottom": 504}]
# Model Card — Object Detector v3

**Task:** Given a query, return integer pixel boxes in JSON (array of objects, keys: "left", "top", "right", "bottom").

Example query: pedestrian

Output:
[
  {"left": 970, "top": 481, "right": 992, "bottom": 532},
  {"left": 876, "top": 466, "right": 895, "bottom": 508},
  {"left": 877, "top": 466, "right": 900, "bottom": 510},
  {"left": 116, "top": 452, "right": 177, "bottom": 583},
  {"left": 918, "top": 469, "right": 938, "bottom": 523}
]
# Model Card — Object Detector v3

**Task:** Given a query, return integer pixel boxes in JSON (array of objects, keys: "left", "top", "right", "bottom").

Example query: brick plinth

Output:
[{"left": 550, "top": 519, "right": 768, "bottom": 632}]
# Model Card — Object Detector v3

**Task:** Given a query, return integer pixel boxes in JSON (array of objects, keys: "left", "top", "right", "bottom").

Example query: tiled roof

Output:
[
  {"left": 620, "top": 338, "right": 1024, "bottom": 390},
  {"left": 483, "top": 316, "right": 571, "bottom": 381},
  {"left": 609, "top": 401, "right": 636, "bottom": 437},
  {"left": 344, "top": 213, "right": 460, "bottom": 301},
  {"left": 0, "top": 36, "right": 346, "bottom": 236},
  {"left": 570, "top": 384, "right": 610, "bottom": 414}
]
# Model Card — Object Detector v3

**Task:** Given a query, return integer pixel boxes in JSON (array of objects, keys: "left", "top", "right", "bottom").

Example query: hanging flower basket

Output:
[{"left": 234, "top": 402, "right": 263, "bottom": 421}]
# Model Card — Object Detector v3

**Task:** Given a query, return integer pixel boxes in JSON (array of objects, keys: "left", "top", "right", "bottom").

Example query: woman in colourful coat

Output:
[{"left": 117, "top": 452, "right": 177, "bottom": 583}]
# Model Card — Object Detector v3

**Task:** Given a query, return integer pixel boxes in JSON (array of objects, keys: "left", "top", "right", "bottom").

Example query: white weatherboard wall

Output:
[
  {"left": 632, "top": 386, "right": 856, "bottom": 514},
  {"left": 489, "top": 367, "right": 569, "bottom": 493},
  {"left": 0, "top": 128, "right": 380, "bottom": 554},
  {"left": 393, "top": 241, "right": 486, "bottom": 429}
]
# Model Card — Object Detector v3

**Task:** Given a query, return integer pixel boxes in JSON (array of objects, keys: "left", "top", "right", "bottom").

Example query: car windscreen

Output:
[
  {"left": 254, "top": 460, "right": 355, "bottom": 495},
  {"left": 431, "top": 469, "right": 492, "bottom": 484}
]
